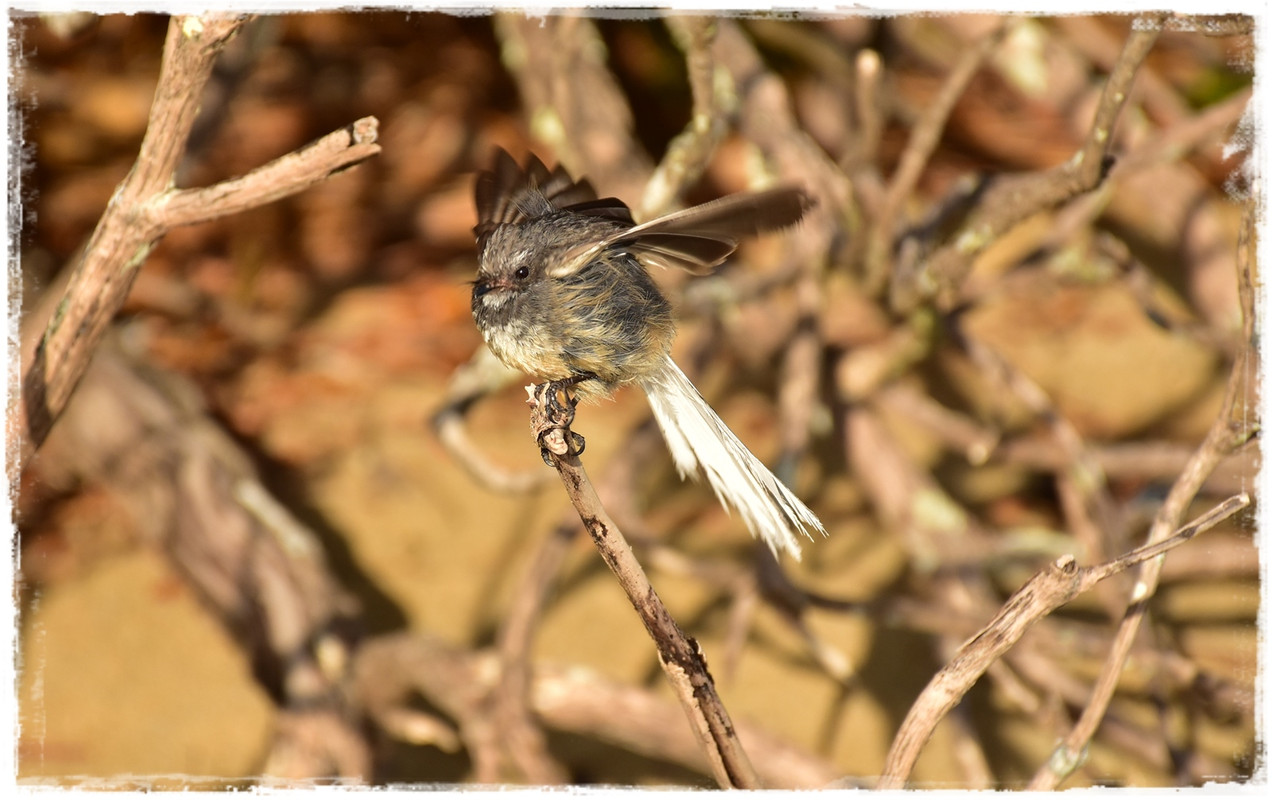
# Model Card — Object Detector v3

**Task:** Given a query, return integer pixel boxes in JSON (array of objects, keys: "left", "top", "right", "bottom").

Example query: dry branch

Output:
[
  {"left": 876, "top": 493, "right": 1250, "bottom": 789},
  {"left": 1026, "top": 205, "right": 1259, "bottom": 791},
  {"left": 155, "top": 117, "right": 380, "bottom": 227},
  {"left": 526, "top": 384, "right": 760, "bottom": 789},
  {"left": 10, "top": 13, "right": 381, "bottom": 474},
  {"left": 904, "top": 12, "right": 1171, "bottom": 311}
]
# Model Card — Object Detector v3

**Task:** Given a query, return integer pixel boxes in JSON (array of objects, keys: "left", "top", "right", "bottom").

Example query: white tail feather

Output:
[{"left": 639, "top": 356, "right": 825, "bottom": 559}]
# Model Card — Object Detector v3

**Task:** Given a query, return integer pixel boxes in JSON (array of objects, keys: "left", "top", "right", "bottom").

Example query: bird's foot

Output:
[{"left": 528, "top": 374, "right": 594, "bottom": 466}]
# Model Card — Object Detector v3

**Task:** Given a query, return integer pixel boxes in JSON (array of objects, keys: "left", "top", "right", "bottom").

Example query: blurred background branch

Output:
[
  {"left": 11, "top": 14, "right": 381, "bottom": 475},
  {"left": 12, "top": 9, "right": 1258, "bottom": 791}
]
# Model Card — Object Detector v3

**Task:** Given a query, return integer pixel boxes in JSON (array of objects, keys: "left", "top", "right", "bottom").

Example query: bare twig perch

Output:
[
  {"left": 527, "top": 383, "right": 760, "bottom": 789},
  {"left": 877, "top": 493, "right": 1250, "bottom": 790},
  {"left": 11, "top": 13, "right": 381, "bottom": 474}
]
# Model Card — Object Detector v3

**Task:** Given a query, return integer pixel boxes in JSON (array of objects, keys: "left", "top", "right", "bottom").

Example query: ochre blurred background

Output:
[{"left": 11, "top": 11, "right": 1258, "bottom": 789}]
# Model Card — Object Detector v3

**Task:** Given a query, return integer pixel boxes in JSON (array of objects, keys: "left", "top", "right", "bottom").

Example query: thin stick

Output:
[
  {"left": 1026, "top": 204, "right": 1259, "bottom": 790},
  {"left": 639, "top": 16, "right": 725, "bottom": 220},
  {"left": 864, "top": 20, "right": 1011, "bottom": 294},
  {"left": 11, "top": 14, "right": 381, "bottom": 473},
  {"left": 906, "top": 12, "right": 1170, "bottom": 311},
  {"left": 527, "top": 384, "right": 760, "bottom": 789},
  {"left": 155, "top": 117, "right": 380, "bottom": 227},
  {"left": 877, "top": 493, "right": 1250, "bottom": 789}
]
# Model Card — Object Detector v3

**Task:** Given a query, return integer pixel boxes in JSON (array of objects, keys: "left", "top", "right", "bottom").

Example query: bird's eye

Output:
[{"left": 514, "top": 266, "right": 530, "bottom": 280}]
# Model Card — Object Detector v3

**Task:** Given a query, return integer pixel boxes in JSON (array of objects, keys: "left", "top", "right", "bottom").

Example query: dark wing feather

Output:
[
  {"left": 561, "top": 197, "right": 637, "bottom": 225},
  {"left": 613, "top": 232, "right": 739, "bottom": 275},
  {"left": 476, "top": 149, "right": 813, "bottom": 273},
  {"left": 474, "top": 149, "right": 531, "bottom": 248},
  {"left": 474, "top": 148, "right": 636, "bottom": 252},
  {"left": 548, "top": 186, "right": 815, "bottom": 277},
  {"left": 632, "top": 187, "right": 814, "bottom": 241}
]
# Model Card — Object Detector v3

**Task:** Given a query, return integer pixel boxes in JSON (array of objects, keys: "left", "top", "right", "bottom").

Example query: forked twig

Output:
[
  {"left": 1026, "top": 202, "right": 1260, "bottom": 790},
  {"left": 11, "top": 14, "right": 381, "bottom": 474},
  {"left": 877, "top": 493, "right": 1250, "bottom": 789},
  {"left": 907, "top": 12, "right": 1171, "bottom": 311},
  {"left": 526, "top": 383, "right": 760, "bottom": 789}
]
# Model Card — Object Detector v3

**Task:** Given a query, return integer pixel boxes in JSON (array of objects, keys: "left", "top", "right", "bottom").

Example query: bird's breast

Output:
[{"left": 479, "top": 306, "right": 572, "bottom": 381}]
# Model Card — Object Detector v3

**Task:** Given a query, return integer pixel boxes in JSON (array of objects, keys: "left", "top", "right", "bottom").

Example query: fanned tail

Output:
[{"left": 639, "top": 356, "right": 825, "bottom": 559}]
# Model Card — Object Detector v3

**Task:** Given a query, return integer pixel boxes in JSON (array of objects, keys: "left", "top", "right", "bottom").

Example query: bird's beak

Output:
[{"left": 473, "top": 277, "right": 512, "bottom": 299}]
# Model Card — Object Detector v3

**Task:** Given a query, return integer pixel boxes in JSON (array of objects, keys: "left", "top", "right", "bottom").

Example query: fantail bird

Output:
[{"left": 470, "top": 148, "right": 825, "bottom": 559}]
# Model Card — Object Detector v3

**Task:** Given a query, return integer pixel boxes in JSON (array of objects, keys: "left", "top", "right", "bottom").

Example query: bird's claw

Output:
[
  {"left": 538, "top": 430, "right": 586, "bottom": 466},
  {"left": 544, "top": 379, "right": 580, "bottom": 417},
  {"left": 530, "top": 377, "right": 589, "bottom": 466}
]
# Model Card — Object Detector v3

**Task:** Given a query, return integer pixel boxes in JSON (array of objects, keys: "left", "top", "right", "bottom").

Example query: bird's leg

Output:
[{"left": 529, "top": 373, "right": 595, "bottom": 466}]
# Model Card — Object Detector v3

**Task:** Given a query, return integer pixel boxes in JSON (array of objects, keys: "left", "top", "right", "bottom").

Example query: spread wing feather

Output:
[
  {"left": 547, "top": 187, "right": 813, "bottom": 278},
  {"left": 475, "top": 148, "right": 814, "bottom": 275},
  {"left": 475, "top": 148, "right": 635, "bottom": 252}
]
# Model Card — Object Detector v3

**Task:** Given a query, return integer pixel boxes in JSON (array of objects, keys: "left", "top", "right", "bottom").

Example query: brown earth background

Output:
[{"left": 10, "top": 10, "right": 1260, "bottom": 790}]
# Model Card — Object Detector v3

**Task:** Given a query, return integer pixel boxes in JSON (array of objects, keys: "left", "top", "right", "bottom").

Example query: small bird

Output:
[{"left": 470, "top": 148, "right": 825, "bottom": 559}]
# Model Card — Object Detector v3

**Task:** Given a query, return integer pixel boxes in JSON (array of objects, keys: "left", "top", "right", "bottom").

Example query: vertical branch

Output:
[
  {"left": 639, "top": 15, "right": 726, "bottom": 219},
  {"left": 528, "top": 387, "right": 760, "bottom": 789}
]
